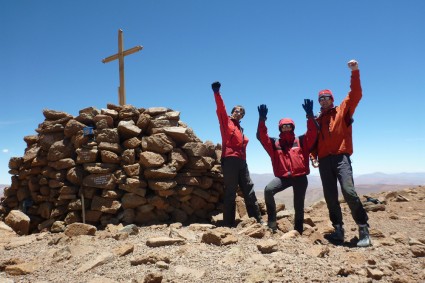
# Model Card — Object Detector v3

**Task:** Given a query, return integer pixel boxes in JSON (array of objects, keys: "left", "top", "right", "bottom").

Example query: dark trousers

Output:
[
  {"left": 222, "top": 157, "right": 261, "bottom": 227},
  {"left": 318, "top": 154, "right": 368, "bottom": 226},
  {"left": 264, "top": 176, "right": 307, "bottom": 233}
]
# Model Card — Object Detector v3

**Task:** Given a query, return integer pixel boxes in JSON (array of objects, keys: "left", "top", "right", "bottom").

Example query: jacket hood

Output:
[{"left": 278, "top": 118, "right": 295, "bottom": 131}]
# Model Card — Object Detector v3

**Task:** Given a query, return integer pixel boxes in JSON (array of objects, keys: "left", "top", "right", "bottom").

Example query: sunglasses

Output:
[
  {"left": 319, "top": 96, "right": 332, "bottom": 102},
  {"left": 281, "top": 124, "right": 292, "bottom": 129}
]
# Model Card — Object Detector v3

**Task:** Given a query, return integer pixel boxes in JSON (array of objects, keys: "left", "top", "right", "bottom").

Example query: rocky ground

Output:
[{"left": 0, "top": 185, "right": 424, "bottom": 283}]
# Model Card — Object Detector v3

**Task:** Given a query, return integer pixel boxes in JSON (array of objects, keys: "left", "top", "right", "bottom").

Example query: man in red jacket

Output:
[
  {"left": 256, "top": 100, "right": 318, "bottom": 233},
  {"left": 211, "top": 81, "right": 263, "bottom": 227},
  {"left": 313, "top": 59, "right": 371, "bottom": 247}
]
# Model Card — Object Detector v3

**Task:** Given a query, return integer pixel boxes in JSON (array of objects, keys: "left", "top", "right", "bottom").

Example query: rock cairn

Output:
[{"left": 1, "top": 104, "right": 224, "bottom": 233}]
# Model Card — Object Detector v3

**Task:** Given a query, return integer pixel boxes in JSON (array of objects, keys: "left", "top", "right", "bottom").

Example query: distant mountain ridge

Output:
[
  {"left": 251, "top": 172, "right": 425, "bottom": 190},
  {"left": 251, "top": 172, "right": 425, "bottom": 209},
  {"left": 354, "top": 172, "right": 425, "bottom": 185}
]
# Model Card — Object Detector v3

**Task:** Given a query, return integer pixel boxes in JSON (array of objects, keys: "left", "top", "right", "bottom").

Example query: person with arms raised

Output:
[
  {"left": 312, "top": 59, "right": 371, "bottom": 247},
  {"left": 211, "top": 81, "right": 263, "bottom": 227},
  {"left": 256, "top": 100, "right": 318, "bottom": 233}
]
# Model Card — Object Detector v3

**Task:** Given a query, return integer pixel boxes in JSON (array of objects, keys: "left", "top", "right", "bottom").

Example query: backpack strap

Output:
[{"left": 293, "top": 137, "right": 300, "bottom": 148}]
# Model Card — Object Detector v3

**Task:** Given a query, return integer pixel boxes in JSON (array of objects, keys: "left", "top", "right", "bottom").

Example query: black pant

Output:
[
  {"left": 318, "top": 154, "right": 368, "bottom": 226},
  {"left": 222, "top": 157, "right": 261, "bottom": 227},
  {"left": 264, "top": 175, "right": 307, "bottom": 233}
]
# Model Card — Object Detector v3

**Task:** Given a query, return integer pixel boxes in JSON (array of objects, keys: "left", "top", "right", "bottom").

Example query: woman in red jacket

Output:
[
  {"left": 256, "top": 100, "right": 318, "bottom": 233},
  {"left": 211, "top": 81, "right": 263, "bottom": 227}
]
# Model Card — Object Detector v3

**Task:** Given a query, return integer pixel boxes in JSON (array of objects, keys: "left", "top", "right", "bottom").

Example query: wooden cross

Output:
[{"left": 102, "top": 29, "right": 143, "bottom": 106}]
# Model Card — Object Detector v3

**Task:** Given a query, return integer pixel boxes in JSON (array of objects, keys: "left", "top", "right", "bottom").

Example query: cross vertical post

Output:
[
  {"left": 118, "top": 29, "right": 125, "bottom": 105},
  {"left": 102, "top": 29, "right": 143, "bottom": 106}
]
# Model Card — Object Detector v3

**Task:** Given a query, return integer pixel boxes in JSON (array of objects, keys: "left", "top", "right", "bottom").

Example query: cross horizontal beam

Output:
[{"left": 102, "top": 45, "right": 143, "bottom": 64}]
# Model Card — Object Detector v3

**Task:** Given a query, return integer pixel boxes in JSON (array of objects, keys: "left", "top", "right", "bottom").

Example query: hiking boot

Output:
[
  {"left": 247, "top": 203, "right": 263, "bottom": 224},
  {"left": 267, "top": 221, "right": 277, "bottom": 232},
  {"left": 357, "top": 225, "right": 372, "bottom": 247},
  {"left": 327, "top": 224, "right": 344, "bottom": 242},
  {"left": 294, "top": 220, "right": 304, "bottom": 235},
  {"left": 294, "top": 225, "right": 304, "bottom": 235}
]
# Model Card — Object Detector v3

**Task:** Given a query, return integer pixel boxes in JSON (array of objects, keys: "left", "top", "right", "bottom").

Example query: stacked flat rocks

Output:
[{"left": 2, "top": 104, "right": 224, "bottom": 233}]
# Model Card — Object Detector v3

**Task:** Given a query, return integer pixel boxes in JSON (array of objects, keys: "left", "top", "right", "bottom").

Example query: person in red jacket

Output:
[
  {"left": 256, "top": 100, "right": 318, "bottom": 233},
  {"left": 211, "top": 81, "right": 263, "bottom": 227},
  {"left": 313, "top": 59, "right": 371, "bottom": 247}
]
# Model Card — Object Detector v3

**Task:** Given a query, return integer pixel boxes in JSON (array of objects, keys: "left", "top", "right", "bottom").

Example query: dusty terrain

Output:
[{"left": 0, "top": 186, "right": 424, "bottom": 283}]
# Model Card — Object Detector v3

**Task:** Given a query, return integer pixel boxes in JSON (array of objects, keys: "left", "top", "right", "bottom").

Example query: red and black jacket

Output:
[
  {"left": 214, "top": 92, "right": 249, "bottom": 160},
  {"left": 257, "top": 118, "right": 318, "bottom": 177}
]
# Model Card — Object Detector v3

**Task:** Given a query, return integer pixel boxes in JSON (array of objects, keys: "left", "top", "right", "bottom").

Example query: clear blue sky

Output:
[{"left": 1, "top": 1, "right": 425, "bottom": 184}]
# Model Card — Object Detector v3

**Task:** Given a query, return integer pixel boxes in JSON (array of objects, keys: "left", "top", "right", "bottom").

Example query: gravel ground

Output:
[{"left": 0, "top": 186, "right": 424, "bottom": 283}]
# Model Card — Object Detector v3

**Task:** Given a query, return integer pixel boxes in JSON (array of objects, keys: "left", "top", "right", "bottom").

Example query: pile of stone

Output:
[{"left": 1, "top": 104, "right": 224, "bottom": 233}]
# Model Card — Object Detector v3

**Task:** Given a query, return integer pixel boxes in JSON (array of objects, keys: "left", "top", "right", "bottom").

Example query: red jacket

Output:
[
  {"left": 257, "top": 118, "right": 318, "bottom": 178},
  {"left": 316, "top": 70, "right": 362, "bottom": 159},
  {"left": 214, "top": 92, "right": 248, "bottom": 160}
]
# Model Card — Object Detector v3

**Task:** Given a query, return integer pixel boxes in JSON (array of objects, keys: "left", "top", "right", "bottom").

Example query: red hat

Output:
[
  {"left": 278, "top": 118, "right": 295, "bottom": 131},
  {"left": 318, "top": 89, "right": 334, "bottom": 101}
]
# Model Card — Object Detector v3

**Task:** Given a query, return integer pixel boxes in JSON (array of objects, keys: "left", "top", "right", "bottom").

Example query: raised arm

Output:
[
  {"left": 301, "top": 99, "right": 319, "bottom": 152},
  {"left": 256, "top": 104, "right": 274, "bottom": 156},
  {"left": 212, "top": 81, "right": 230, "bottom": 136},
  {"left": 340, "top": 59, "right": 362, "bottom": 116},
  {"left": 303, "top": 117, "right": 319, "bottom": 152}
]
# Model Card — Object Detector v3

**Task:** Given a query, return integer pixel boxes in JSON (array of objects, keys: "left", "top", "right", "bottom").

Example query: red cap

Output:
[
  {"left": 278, "top": 118, "right": 295, "bottom": 131},
  {"left": 318, "top": 89, "right": 334, "bottom": 101}
]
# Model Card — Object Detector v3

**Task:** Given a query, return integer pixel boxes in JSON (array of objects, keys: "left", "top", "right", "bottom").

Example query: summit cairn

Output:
[{"left": 2, "top": 104, "right": 225, "bottom": 232}]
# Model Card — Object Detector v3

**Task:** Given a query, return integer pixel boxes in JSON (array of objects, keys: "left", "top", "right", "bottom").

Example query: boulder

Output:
[{"left": 5, "top": 210, "right": 31, "bottom": 235}]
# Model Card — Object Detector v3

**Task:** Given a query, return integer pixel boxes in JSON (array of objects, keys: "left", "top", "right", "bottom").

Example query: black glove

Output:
[
  {"left": 257, "top": 104, "right": 268, "bottom": 120},
  {"left": 302, "top": 99, "right": 314, "bottom": 118},
  {"left": 211, "top": 81, "right": 221, "bottom": 93}
]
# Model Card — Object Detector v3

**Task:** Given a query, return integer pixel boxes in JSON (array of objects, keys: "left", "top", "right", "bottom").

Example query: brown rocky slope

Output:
[{"left": 0, "top": 185, "right": 424, "bottom": 283}]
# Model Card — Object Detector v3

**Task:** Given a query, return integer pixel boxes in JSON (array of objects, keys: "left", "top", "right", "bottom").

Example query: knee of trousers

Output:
[
  {"left": 264, "top": 190, "right": 274, "bottom": 200},
  {"left": 326, "top": 200, "right": 341, "bottom": 210},
  {"left": 223, "top": 194, "right": 236, "bottom": 205},
  {"left": 224, "top": 187, "right": 237, "bottom": 198},
  {"left": 245, "top": 197, "right": 259, "bottom": 207},
  {"left": 341, "top": 187, "right": 360, "bottom": 202},
  {"left": 345, "top": 196, "right": 362, "bottom": 208},
  {"left": 264, "top": 186, "right": 276, "bottom": 197}
]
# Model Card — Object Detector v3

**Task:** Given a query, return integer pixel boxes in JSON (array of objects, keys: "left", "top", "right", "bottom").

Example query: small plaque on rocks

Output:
[{"left": 83, "top": 174, "right": 116, "bottom": 190}]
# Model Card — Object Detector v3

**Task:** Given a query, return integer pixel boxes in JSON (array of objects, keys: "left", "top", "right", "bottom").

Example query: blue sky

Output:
[{"left": 1, "top": 1, "right": 425, "bottom": 184}]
